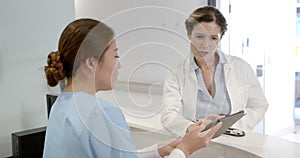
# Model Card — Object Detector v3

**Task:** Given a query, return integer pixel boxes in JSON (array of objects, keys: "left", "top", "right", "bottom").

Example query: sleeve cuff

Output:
[
  {"left": 138, "top": 143, "right": 160, "bottom": 158},
  {"left": 167, "top": 148, "right": 186, "bottom": 158}
]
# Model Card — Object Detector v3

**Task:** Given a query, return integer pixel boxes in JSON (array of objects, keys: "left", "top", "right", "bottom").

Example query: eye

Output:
[
  {"left": 211, "top": 36, "right": 219, "bottom": 40},
  {"left": 196, "top": 35, "right": 205, "bottom": 39}
]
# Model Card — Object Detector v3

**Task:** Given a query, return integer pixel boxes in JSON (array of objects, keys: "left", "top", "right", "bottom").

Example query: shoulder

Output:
[
  {"left": 224, "top": 54, "right": 251, "bottom": 68},
  {"left": 168, "top": 56, "right": 192, "bottom": 74},
  {"left": 225, "top": 54, "right": 246, "bottom": 63},
  {"left": 96, "top": 97, "right": 117, "bottom": 109},
  {"left": 223, "top": 54, "right": 256, "bottom": 78}
]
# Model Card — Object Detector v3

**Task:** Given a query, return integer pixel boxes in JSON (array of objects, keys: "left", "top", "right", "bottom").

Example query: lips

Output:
[
  {"left": 199, "top": 51, "right": 209, "bottom": 56},
  {"left": 114, "top": 72, "right": 119, "bottom": 80}
]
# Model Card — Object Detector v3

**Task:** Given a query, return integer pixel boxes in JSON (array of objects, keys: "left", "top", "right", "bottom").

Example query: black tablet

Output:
[{"left": 202, "top": 110, "right": 246, "bottom": 138}]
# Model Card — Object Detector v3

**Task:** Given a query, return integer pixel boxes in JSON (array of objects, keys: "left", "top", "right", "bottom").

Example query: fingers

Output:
[
  {"left": 218, "top": 114, "right": 226, "bottom": 119},
  {"left": 188, "top": 117, "right": 220, "bottom": 134},
  {"left": 204, "top": 122, "right": 223, "bottom": 138},
  {"left": 178, "top": 122, "right": 223, "bottom": 156},
  {"left": 194, "top": 119, "right": 204, "bottom": 125},
  {"left": 206, "top": 114, "right": 225, "bottom": 120},
  {"left": 206, "top": 114, "right": 220, "bottom": 120},
  {"left": 186, "top": 121, "right": 202, "bottom": 133},
  {"left": 197, "top": 118, "right": 212, "bottom": 130}
]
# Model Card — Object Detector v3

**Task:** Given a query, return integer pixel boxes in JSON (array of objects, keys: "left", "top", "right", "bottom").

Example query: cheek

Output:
[
  {"left": 97, "top": 60, "right": 119, "bottom": 81},
  {"left": 190, "top": 38, "right": 201, "bottom": 47},
  {"left": 190, "top": 44, "right": 198, "bottom": 54},
  {"left": 210, "top": 40, "right": 219, "bottom": 47},
  {"left": 106, "top": 63, "right": 117, "bottom": 79},
  {"left": 191, "top": 37, "right": 219, "bottom": 47}
]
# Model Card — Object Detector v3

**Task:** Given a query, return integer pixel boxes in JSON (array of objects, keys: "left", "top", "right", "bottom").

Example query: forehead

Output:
[
  {"left": 105, "top": 40, "right": 117, "bottom": 52},
  {"left": 192, "top": 22, "right": 221, "bottom": 35},
  {"left": 109, "top": 40, "right": 117, "bottom": 48}
]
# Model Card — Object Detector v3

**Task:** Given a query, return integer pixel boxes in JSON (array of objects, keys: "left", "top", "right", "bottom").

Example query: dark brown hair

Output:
[
  {"left": 44, "top": 18, "right": 114, "bottom": 87},
  {"left": 185, "top": 6, "right": 228, "bottom": 37}
]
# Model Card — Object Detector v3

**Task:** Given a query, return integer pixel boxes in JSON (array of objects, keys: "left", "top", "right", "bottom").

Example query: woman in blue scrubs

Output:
[{"left": 43, "top": 18, "right": 222, "bottom": 158}]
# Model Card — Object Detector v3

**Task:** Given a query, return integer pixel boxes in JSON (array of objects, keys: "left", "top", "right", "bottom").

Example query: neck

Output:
[
  {"left": 63, "top": 78, "right": 96, "bottom": 95},
  {"left": 195, "top": 53, "right": 219, "bottom": 69}
]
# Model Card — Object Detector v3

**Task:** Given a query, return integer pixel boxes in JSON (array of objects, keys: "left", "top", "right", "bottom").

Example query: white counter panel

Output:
[{"left": 127, "top": 113, "right": 300, "bottom": 158}]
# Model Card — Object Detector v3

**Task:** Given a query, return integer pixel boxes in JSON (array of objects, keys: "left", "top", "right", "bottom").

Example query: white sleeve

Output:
[
  {"left": 138, "top": 144, "right": 160, "bottom": 158},
  {"left": 138, "top": 144, "right": 186, "bottom": 158},
  {"left": 166, "top": 148, "right": 186, "bottom": 158},
  {"left": 161, "top": 68, "right": 194, "bottom": 137}
]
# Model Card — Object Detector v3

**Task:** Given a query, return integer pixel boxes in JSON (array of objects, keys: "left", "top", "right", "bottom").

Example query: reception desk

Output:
[{"left": 125, "top": 113, "right": 300, "bottom": 158}]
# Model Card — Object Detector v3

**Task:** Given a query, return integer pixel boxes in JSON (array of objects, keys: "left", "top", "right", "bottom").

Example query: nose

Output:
[
  {"left": 200, "top": 37, "right": 216, "bottom": 49},
  {"left": 199, "top": 41, "right": 209, "bottom": 50}
]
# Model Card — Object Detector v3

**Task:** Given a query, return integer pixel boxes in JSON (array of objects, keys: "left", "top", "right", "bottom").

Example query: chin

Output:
[
  {"left": 110, "top": 83, "right": 115, "bottom": 90},
  {"left": 106, "top": 83, "right": 114, "bottom": 90},
  {"left": 97, "top": 87, "right": 112, "bottom": 91},
  {"left": 97, "top": 84, "right": 113, "bottom": 91}
]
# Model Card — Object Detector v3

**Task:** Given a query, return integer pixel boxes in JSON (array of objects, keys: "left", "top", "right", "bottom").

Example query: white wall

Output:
[
  {"left": 0, "top": 0, "right": 75, "bottom": 157},
  {"left": 75, "top": 0, "right": 207, "bottom": 84},
  {"left": 79, "top": 0, "right": 298, "bottom": 137}
]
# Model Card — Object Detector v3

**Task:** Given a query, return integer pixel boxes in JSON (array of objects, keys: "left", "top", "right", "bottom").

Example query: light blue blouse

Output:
[
  {"left": 43, "top": 92, "right": 139, "bottom": 158},
  {"left": 191, "top": 51, "right": 231, "bottom": 121}
]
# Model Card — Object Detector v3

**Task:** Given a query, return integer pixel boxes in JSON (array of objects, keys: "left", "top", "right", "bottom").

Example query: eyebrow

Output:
[{"left": 195, "top": 33, "right": 219, "bottom": 36}]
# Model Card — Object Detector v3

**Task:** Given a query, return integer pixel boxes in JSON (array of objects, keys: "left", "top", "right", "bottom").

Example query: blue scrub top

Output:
[{"left": 43, "top": 92, "right": 139, "bottom": 158}]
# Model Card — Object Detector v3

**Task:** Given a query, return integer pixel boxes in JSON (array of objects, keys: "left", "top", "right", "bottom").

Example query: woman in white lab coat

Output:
[
  {"left": 43, "top": 18, "right": 222, "bottom": 158},
  {"left": 161, "top": 6, "right": 268, "bottom": 136}
]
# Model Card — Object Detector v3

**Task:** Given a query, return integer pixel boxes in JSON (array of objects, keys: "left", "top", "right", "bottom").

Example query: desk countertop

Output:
[{"left": 124, "top": 113, "right": 300, "bottom": 158}]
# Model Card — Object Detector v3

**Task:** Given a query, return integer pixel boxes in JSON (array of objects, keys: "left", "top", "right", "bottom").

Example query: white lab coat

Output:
[{"left": 161, "top": 54, "right": 269, "bottom": 136}]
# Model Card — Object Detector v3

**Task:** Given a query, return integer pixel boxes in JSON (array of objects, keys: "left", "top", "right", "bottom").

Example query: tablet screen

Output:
[{"left": 209, "top": 110, "right": 246, "bottom": 138}]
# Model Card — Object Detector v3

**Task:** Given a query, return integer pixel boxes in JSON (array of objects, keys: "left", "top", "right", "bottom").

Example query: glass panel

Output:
[{"left": 296, "top": 8, "right": 300, "bottom": 40}]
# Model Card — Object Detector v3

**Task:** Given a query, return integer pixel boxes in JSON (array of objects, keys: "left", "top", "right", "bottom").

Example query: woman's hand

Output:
[
  {"left": 186, "top": 118, "right": 210, "bottom": 133},
  {"left": 178, "top": 121, "right": 223, "bottom": 157},
  {"left": 186, "top": 114, "right": 225, "bottom": 133},
  {"left": 158, "top": 138, "right": 182, "bottom": 157},
  {"left": 206, "top": 113, "right": 225, "bottom": 121},
  {"left": 158, "top": 119, "right": 222, "bottom": 157}
]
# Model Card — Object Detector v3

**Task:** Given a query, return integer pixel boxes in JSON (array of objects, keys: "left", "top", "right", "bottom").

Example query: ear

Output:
[
  {"left": 85, "top": 57, "right": 97, "bottom": 71},
  {"left": 220, "top": 34, "right": 224, "bottom": 40}
]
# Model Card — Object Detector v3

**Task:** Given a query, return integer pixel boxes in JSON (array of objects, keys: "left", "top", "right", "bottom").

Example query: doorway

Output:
[
  {"left": 216, "top": 0, "right": 267, "bottom": 133},
  {"left": 217, "top": 0, "right": 296, "bottom": 135}
]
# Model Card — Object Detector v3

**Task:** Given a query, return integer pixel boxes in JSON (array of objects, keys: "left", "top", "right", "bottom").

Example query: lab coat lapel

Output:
[
  {"left": 183, "top": 58, "right": 197, "bottom": 120},
  {"left": 223, "top": 57, "right": 239, "bottom": 113}
]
